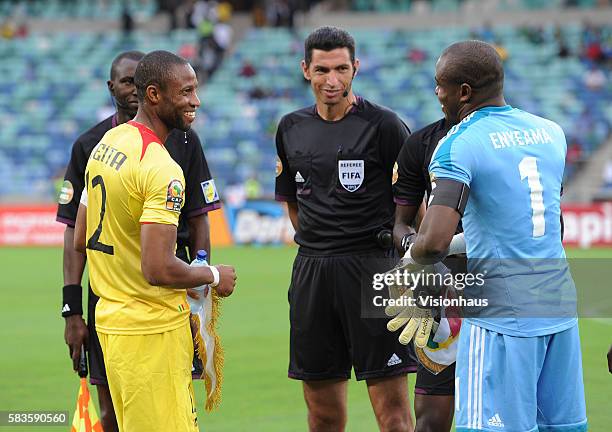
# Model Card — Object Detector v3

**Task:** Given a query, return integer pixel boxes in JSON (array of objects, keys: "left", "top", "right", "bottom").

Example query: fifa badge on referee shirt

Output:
[
  {"left": 166, "top": 179, "right": 184, "bottom": 212},
  {"left": 338, "top": 160, "right": 364, "bottom": 192}
]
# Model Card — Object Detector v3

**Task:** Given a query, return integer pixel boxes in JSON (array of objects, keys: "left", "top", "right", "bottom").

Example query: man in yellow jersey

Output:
[{"left": 74, "top": 50, "right": 236, "bottom": 432}]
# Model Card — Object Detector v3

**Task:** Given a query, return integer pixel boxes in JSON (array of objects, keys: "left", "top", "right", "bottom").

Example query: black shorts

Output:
[
  {"left": 288, "top": 248, "right": 418, "bottom": 381},
  {"left": 86, "top": 246, "right": 203, "bottom": 386},
  {"left": 415, "top": 363, "right": 455, "bottom": 396}
]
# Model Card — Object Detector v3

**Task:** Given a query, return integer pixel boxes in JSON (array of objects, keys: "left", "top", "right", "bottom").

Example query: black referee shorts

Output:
[
  {"left": 86, "top": 246, "right": 203, "bottom": 386},
  {"left": 86, "top": 285, "right": 107, "bottom": 386},
  {"left": 415, "top": 363, "right": 455, "bottom": 396},
  {"left": 288, "top": 248, "right": 418, "bottom": 381}
]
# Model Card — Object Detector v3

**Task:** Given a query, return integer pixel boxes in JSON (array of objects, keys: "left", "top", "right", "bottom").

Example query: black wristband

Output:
[
  {"left": 62, "top": 284, "right": 83, "bottom": 317},
  {"left": 401, "top": 233, "right": 416, "bottom": 252}
]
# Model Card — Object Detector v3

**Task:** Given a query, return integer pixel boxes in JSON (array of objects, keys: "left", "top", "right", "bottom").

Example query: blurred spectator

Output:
[
  {"left": 252, "top": 0, "right": 267, "bottom": 27},
  {"left": 240, "top": 61, "right": 257, "bottom": 78},
  {"left": 581, "top": 21, "right": 607, "bottom": 63},
  {"left": 407, "top": 47, "right": 426, "bottom": 64},
  {"left": 245, "top": 176, "right": 263, "bottom": 199},
  {"left": 179, "top": 43, "right": 198, "bottom": 60},
  {"left": 564, "top": 138, "right": 584, "bottom": 179},
  {"left": 566, "top": 139, "right": 583, "bottom": 165},
  {"left": 558, "top": 39, "right": 571, "bottom": 58},
  {"left": 493, "top": 40, "right": 509, "bottom": 62},
  {"left": 192, "top": 0, "right": 233, "bottom": 81},
  {"left": 1, "top": 19, "right": 16, "bottom": 39},
  {"left": 554, "top": 26, "right": 571, "bottom": 58},
  {"left": 158, "top": 0, "right": 183, "bottom": 31},
  {"left": 520, "top": 25, "right": 545, "bottom": 45},
  {"left": 583, "top": 65, "right": 606, "bottom": 90},
  {"left": 121, "top": 6, "right": 135, "bottom": 36},
  {"left": 249, "top": 86, "right": 271, "bottom": 99},
  {"left": 266, "top": 0, "right": 295, "bottom": 28}
]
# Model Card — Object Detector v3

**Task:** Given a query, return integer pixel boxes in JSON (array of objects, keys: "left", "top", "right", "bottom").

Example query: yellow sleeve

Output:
[{"left": 138, "top": 147, "right": 185, "bottom": 226}]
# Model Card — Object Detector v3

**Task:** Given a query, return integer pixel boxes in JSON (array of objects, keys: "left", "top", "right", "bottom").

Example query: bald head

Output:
[{"left": 437, "top": 40, "right": 504, "bottom": 98}]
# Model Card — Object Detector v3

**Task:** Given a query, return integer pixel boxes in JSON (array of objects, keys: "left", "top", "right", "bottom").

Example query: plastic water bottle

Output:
[{"left": 188, "top": 250, "right": 209, "bottom": 313}]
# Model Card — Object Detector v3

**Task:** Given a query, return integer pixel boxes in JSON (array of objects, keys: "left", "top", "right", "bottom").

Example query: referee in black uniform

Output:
[
  {"left": 275, "top": 27, "right": 417, "bottom": 431},
  {"left": 57, "top": 51, "right": 221, "bottom": 432}
]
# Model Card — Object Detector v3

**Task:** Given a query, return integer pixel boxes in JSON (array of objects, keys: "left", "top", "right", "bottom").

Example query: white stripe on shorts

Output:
[
  {"left": 478, "top": 327, "right": 485, "bottom": 429},
  {"left": 472, "top": 326, "right": 481, "bottom": 429},
  {"left": 467, "top": 324, "right": 476, "bottom": 428}
]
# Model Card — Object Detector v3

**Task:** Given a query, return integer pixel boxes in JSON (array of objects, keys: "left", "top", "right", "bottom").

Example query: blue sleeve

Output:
[{"left": 428, "top": 134, "right": 474, "bottom": 186}]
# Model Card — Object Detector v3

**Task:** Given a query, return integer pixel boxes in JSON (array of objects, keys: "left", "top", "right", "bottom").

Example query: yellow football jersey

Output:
[{"left": 84, "top": 120, "right": 190, "bottom": 335}]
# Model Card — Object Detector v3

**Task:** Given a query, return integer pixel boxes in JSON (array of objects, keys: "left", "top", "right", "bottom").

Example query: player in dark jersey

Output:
[
  {"left": 57, "top": 51, "right": 220, "bottom": 432},
  {"left": 275, "top": 26, "right": 417, "bottom": 431},
  {"left": 393, "top": 118, "right": 462, "bottom": 432}
]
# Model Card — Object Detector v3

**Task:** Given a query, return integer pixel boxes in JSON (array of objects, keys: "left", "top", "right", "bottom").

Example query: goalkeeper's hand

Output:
[{"left": 385, "top": 260, "right": 451, "bottom": 347}]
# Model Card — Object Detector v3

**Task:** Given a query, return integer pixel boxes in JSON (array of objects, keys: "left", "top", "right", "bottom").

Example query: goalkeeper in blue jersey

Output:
[{"left": 390, "top": 40, "right": 587, "bottom": 432}]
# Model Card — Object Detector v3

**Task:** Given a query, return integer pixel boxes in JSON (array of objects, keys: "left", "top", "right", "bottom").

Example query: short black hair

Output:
[
  {"left": 109, "top": 50, "right": 145, "bottom": 80},
  {"left": 440, "top": 40, "right": 504, "bottom": 96},
  {"left": 304, "top": 26, "right": 355, "bottom": 66},
  {"left": 134, "top": 50, "right": 189, "bottom": 102}
]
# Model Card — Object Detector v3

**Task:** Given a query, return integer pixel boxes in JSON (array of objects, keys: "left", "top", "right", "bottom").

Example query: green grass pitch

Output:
[{"left": 0, "top": 246, "right": 610, "bottom": 431}]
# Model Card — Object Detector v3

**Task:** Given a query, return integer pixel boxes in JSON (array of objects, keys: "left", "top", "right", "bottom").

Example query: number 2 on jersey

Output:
[
  {"left": 518, "top": 156, "right": 545, "bottom": 237},
  {"left": 86, "top": 174, "right": 114, "bottom": 255}
]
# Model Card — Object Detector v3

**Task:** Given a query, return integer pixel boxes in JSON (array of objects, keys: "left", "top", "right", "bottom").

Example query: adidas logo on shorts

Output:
[
  {"left": 295, "top": 171, "right": 305, "bottom": 183},
  {"left": 386, "top": 353, "right": 402, "bottom": 367},
  {"left": 62, "top": 304, "right": 71, "bottom": 313},
  {"left": 487, "top": 414, "right": 504, "bottom": 428}
]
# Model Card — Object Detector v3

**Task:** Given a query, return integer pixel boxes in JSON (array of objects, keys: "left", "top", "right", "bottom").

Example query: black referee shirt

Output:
[
  {"left": 56, "top": 114, "right": 220, "bottom": 252},
  {"left": 393, "top": 118, "right": 451, "bottom": 207},
  {"left": 275, "top": 97, "right": 409, "bottom": 254}
]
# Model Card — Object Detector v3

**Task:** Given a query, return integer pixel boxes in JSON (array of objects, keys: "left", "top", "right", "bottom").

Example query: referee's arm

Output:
[
  {"left": 287, "top": 202, "right": 298, "bottom": 231},
  {"left": 74, "top": 203, "right": 87, "bottom": 253},
  {"left": 392, "top": 132, "right": 427, "bottom": 254}
]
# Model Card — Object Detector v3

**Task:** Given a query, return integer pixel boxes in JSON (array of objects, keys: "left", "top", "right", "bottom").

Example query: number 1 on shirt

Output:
[{"left": 519, "top": 156, "right": 545, "bottom": 238}]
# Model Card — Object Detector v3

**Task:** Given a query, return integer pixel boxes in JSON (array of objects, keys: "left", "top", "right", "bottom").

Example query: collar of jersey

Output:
[
  {"left": 477, "top": 105, "right": 513, "bottom": 113},
  {"left": 128, "top": 120, "right": 163, "bottom": 144}
]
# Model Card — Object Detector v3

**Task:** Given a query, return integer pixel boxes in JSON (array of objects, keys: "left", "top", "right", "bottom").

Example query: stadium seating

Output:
[
  {"left": 0, "top": 0, "right": 157, "bottom": 19},
  {"left": 351, "top": 0, "right": 598, "bottom": 12},
  {"left": 0, "top": 24, "right": 610, "bottom": 200}
]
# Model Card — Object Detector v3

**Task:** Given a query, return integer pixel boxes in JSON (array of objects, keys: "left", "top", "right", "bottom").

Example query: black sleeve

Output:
[
  {"left": 181, "top": 130, "right": 221, "bottom": 218},
  {"left": 56, "top": 138, "right": 88, "bottom": 226},
  {"left": 378, "top": 112, "right": 410, "bottom": 175},
  {"left": 393, "top": 131, "right": 427, "bottom": 206},
  {"left": 274, "top": 118, "right": 296, "bottom": 202}
]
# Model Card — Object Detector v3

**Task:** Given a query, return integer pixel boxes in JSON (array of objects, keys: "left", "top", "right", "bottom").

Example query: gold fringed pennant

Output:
[{"left": 190, "top": 288, "right": 224, "bottom": 411}]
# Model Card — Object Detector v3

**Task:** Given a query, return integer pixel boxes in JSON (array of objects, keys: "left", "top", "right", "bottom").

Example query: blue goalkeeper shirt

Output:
[{"left": 429, "top": 105, "right": 577, "bottom": 336}]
